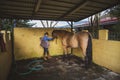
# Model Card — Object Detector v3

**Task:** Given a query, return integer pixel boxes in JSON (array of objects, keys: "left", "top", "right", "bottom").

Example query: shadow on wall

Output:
[{"left": 14, "top": 28, "right": 71, "bottom": 60}]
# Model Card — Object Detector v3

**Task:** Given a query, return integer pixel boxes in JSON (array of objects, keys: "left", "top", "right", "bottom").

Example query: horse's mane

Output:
[
  {"left": 53, "top": 30, "right": 72, "bottom": 34},
  {"left": 52, "top": 30, "right": 73, "bottom": 38}
]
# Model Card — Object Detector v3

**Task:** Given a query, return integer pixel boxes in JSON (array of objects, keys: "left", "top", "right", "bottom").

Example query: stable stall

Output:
[{"left": 0, "top": 0, "right": 119, "bottom": 80}]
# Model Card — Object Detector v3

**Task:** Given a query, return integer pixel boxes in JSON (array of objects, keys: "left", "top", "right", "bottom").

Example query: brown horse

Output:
[{"left": 52, "top": 30, "right": 92, "bottom": 68}]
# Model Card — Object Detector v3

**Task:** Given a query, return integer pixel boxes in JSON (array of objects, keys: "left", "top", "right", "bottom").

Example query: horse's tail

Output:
[{"left": 85, "top": 33, "right": 92, "bottom": 67}]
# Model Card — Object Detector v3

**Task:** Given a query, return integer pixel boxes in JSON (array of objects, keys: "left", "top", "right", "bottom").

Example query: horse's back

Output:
[
  {"left": 62, "top": 31, "right": 89, "bottom": 48},
  {"left": 70, "top": 31, "right": 89, "bottom": 48},
  {"left": 69, "top": 34, "right": 79, "bottom": 48}
]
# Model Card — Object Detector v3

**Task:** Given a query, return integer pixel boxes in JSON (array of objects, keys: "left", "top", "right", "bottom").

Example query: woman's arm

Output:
[{"left": 47, "top": 37, "right": 54, "bottom": 41}]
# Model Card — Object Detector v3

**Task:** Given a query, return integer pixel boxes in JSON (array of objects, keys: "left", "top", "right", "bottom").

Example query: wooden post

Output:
[
  {"left": 0, "top": 18, "right": 2, "bottom": 32},
  {"left": 71, "top": 21, "right": 73, "bottom": 54},
  {"left": 99, "top": 29, "right": 108, "bottom": 40},
  {"left": 71, "top": 21, "right": 73, "bottom": 32},
  {"left": 11, "top": 19, "right": 16, "bottom": 67}
]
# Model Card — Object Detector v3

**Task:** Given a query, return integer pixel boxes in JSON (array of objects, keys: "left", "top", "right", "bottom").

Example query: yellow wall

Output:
[
  {"left": 73, "top": 39, "right": 120, "bottom": 73},
  {"left": 73, "top": 29, "right": 120, "bottom": 73},
  {"left": 14, "top": 28, "right": 70, "bottom": 60},
  {"left": 14, "top": 28, "right": 120, "bottom": 73},
  {"left": 0, "top": 31, "right": 12, "bottom": 80},
  {"left": 99, "top": 30, "right": 108, "bottom": 40},
  {"left": 92, "top": 39, "right": 120, "bottom": 73},
  {"left": 73, "top": 48, "right": 83, "bottom": 58}
]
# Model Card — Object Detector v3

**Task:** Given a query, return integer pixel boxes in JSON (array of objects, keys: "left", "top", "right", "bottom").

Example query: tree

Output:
[
  {"left": 109, "top": 5, "right": 120, "bottom": 19},
  {"left": 40, "top": 20, "right": 59, "bottom": 28},
  {"left": 109, "top": 5, "right": 120, "bottom": 32},
  {"left": 0, "top": 19, "right": 35, "bottom": 31},
  {"left": 89, "top": 13, "right": 101, "bottom": 32}
]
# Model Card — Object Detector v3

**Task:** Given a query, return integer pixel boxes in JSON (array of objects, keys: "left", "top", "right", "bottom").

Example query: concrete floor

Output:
[{"left": 8, "top": 55, "right": 120, "bottom": 80}]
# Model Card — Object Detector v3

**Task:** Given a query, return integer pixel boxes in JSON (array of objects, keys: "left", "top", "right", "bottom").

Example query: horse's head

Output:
[{"left": 52, "top": 30, "right": 58, "bottom": 39}]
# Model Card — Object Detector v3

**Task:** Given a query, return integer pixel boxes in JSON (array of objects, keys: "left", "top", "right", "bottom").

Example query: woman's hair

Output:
[{"left": 44, "top": 32, "right": 49, "bottom": 35}]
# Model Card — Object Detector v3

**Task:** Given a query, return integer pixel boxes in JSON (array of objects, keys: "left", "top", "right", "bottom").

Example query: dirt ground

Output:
[{"left": 8, "top": 55, "right": 120, "bottom": 80}]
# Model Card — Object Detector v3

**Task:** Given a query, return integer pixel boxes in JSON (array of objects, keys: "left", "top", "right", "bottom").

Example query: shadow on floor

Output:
[{"left": 8, "top": 55, "right": 120, "bottom": 80}]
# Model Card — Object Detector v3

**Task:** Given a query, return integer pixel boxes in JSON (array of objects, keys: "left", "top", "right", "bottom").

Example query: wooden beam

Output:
[
  {"left": 1, "top": 10, "right": 32, "bottom": 14},
  {"left": 59, "top": 0, "right": 90, "bottom": 19},
  {"left": 75, "top": 3, "right": 119, "bottom": 21},
  {"left": 34, "top": 0, "right": 42, "bottom": 13}
]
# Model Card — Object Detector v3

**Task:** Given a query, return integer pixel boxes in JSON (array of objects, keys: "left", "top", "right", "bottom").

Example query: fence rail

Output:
[{"left": 108, "top": 32, "right": 120, "bottom": 41}]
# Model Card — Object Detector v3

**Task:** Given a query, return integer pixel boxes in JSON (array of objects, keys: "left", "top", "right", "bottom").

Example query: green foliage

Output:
[
  {"left": 109, "top": 5, "right": 120, "bottom": 32},
  {"left": 110, "top": 22, "right": 120, "bottom": 32},
  {"left": 110, "top": 5, "right": 120, "bottom": 18},
  {"left": 89, "top": 13, "right": 101, "bottom": 33},
  {"left": 16, "top": 20, "right": 35, "bottom": 27},
  {"left": 1, "top": 19, "right": 36, "bottom": 30}
]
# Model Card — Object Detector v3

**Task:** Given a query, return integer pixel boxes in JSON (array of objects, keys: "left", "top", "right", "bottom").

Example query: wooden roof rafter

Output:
[
  {"left": 58, "top": 0, "right": 90, "bottom": 19},
  {"left": 32, "top": 0, "right": 42, "bottom": 16}
]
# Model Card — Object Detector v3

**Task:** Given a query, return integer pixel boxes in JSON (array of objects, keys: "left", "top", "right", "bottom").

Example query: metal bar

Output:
[
  {"left": 70, "top": 21, "right": 73, "bottom": 54},
  {"left": 0, "top": 18, "right": 2, "bottom": 32},
  {"left": 40, "top": 20, "right": 46, "bottom": 28},
  {"left": 46, "top": 20, "right": 49, "bottom": 27},
  {"left": 67, "top": 21, "right": 71, "bottom": 26},
  {"left": 71, "top": 21, "right": 73, "bottom": 33},
  {"left": 52, "top": 21, "right": 59, "bottom": 28},
  {"left": 11, "top": 19, "right": 16, "bottom": 67},
  {"left": 50, "top": 21, "right": 53, "bottom": 27}
]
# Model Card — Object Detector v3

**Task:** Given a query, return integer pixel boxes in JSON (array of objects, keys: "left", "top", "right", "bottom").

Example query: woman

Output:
[{"left": 40, "top": 32, "right": 54, "bottom": 60}]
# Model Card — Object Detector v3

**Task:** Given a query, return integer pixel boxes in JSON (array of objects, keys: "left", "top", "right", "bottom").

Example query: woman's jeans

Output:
[{"left": 43, "top": 47, "right": 49, "bottom": 55}]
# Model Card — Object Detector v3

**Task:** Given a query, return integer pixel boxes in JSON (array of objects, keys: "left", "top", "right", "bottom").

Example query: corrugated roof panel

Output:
[{"left": 0, "top": 0, "right": 119, "bottom": 21}]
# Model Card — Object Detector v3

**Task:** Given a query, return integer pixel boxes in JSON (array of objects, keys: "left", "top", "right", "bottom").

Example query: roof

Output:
[{"left": 0, "top": 0, "right": 119, "bottom": 21}]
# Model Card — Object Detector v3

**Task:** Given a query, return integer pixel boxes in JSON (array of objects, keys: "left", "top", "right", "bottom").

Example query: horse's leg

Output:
[
  {"left": 80, "top": 43, "right": 87, "bottom": 57},
  {"left": 66, "top": 47, "right": 70, "bottom": 59},
  {"left": 63, "top": 46, "right": 68, "bottom": 61},
  {"left": 81, "top": 46, "right": 89, "bottom": 69},
  {"left": 80, "top": 40, "right": 89, "bottom": 69}
]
